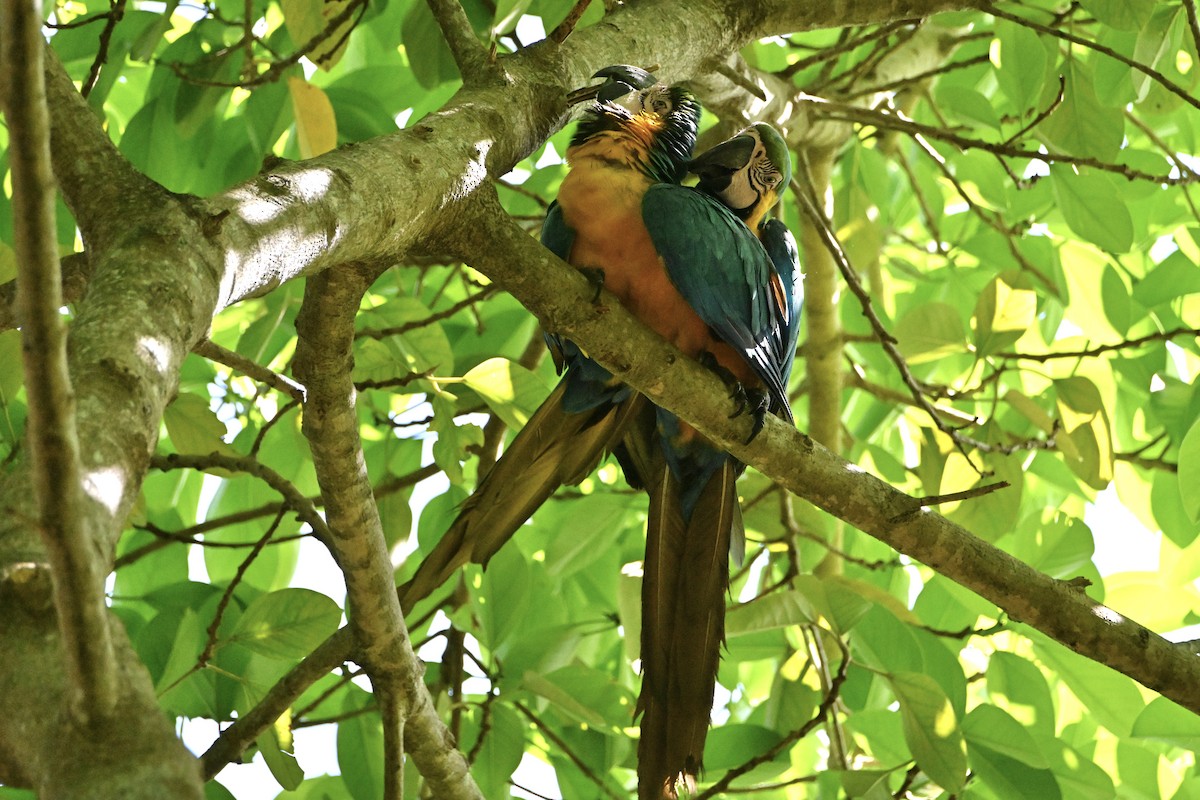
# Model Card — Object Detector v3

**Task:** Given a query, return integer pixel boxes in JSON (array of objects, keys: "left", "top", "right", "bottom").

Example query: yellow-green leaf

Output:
[
  {"left": 461, "top": 357, "right": 551, "bottom": 429},
  {"left": 281, "top": 0, "right": 354, "bottom": 71},
  {"left": 889, "top": 671, "right": 968, "bottom": 792},
  {"left": 288, "top": 76, "right": 337, "bottom": 158}
]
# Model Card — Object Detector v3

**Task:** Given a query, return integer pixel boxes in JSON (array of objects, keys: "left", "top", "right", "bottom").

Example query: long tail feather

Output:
[
  {"left": 636, "top": 456, "right": 736, "bottom": 799},
  {"left": 667, "top": 461, "right": 736, "bottom": 782},
  {"left": 399, "top": 381, "right": 645, "bottom": 611}
]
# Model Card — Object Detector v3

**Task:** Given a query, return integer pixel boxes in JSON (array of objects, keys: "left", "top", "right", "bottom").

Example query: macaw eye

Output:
[{"left": 651, "top": 98, "right": 671, "bottom": 113}]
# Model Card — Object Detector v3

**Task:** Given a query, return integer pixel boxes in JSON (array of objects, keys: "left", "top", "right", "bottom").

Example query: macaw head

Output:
[
  {"left": 568, "top": 65, "right": 700, "bottom": 184},
  {"left": 690, "top": 123, "right": 792, "bottom": 227}
]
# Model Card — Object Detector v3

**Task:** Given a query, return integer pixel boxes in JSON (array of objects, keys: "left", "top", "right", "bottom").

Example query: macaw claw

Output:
[
  {"left": 696, "top": 351, "right": 770, "bottom": 443},
  {"left": 733, "top": 387, "right": 770, "bottom": 444},
  {"left": 578, "top": 266, "right": 606, "bottom": 303}
]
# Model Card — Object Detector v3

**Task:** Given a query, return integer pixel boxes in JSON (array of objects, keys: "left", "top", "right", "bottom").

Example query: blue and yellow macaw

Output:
[
  {"left": 629, "top": 124, "right": 800, "bottom": 800},
  {"left": 689, "top": 122, "right": 802, "bottom": 383},
  {"left": 396, "top": 67, "right": 801, "bottom": 800},
  {"left": 399, "top": 66, "right": 699, "bottom": 608}
]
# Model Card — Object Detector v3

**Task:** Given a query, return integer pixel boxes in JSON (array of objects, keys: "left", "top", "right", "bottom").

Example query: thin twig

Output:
[
  {"left": 81, "top": 0, "right": 126, "bottom": 97},
  {"left": 3, "top": 0, "right": 117, "bottom": 722},
  {"left": 1186, "top": 0, "right": 1200, "bottom": 58},
  {"left": 807, "top": 96, "right": 1199, "bottom": 185},
  {"left": 549, "top": 0, "right": 592, "bottom": 44},
  {"left": 888, "top": 482, "right": 1012, "bottom": 525},
  {"left": 151, "top": 452, "right": 335, "bottom": 546},
  {"left": 997, "top": 327, "right": 1200, "bottom": 362},
  {"left": 515, "top": 701, "right": 624, "bottom": 800},
  {"left": 194, "top": 338, "right": 307, "bottom": 402},
  {"left": 356, "top": 287, "right": 497, "bottom": 340},
  {"left": 695, "top": 637, "right": 849, "bottom": 798}
]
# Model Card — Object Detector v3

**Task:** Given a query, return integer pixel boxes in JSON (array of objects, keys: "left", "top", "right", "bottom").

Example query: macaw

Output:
[
  {"left": 630, "top": 125, "right": 800, "bottom": 799},
  {"left": 689, "top": 121, "right": 802, "bottom": 370},
  {"left": 398, "top": 66, "right": 700, "bottom": 609}
]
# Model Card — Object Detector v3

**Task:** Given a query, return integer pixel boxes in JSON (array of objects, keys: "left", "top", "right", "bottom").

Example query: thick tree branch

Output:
[
  {"left": 293, "top": 266, "right": 482, "bottom": 800},
  {"left": 435, "top": 185, "right": 1200, "bottom": 718},
  {"left": 2, "top": 0, "right": 117, "bottom": 722}
]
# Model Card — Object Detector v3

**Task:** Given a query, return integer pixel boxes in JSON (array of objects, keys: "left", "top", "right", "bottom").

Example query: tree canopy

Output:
[{"left": 2, "top": 0, "right": 1200, "bottom": 797}]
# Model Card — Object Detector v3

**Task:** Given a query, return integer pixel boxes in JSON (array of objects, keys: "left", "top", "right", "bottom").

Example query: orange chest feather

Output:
[{"left": 555, "top": 159, "right": 757, "bottom": 388}]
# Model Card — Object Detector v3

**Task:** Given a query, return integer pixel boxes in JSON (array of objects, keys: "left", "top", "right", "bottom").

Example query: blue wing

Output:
[
  {"left": 761, "top": 218, "right": 801, "bottom": 394},
  {"left": 641, "top": 184, "right": 793, "bottom": 422}
]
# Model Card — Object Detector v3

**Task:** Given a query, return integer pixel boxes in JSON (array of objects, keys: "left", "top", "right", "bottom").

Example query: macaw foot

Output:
[
  {"left": 697, "top": 351, "right": 770, "bottom": 443},
  {"left": 732, "top": 386, "right": 770, "bottom": 443},
  {"left": 578, "top": 267, "right": 606, "bottom": 303}
]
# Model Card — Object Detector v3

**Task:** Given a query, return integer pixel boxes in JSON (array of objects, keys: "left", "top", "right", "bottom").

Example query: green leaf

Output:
[
  {"left": 852, "top": 605, "right": 922, "bottom": 673},
  {"left": 994, "top": 18, "right": 1047, "bottom": 112},
  {"left": 0, "top": 331, "right": 21, "bottom": 403},
  {"left": 1133, "top": 252, "right": 1200, "bottom": 308},
  {"left": 154, "top": 608, "right": 213, "bottom": 716},
  {"left": 228, "top": 588, "right": 342, "bottom": 659},
  {"left": 1080, "top": 0, "right": 1155, "bottom": 30},
  {"left": 1033, "top": 636, "right": 1144, "bottom": 736},
  {"left": 1039, "top": 62, "right": 1124, "bottom": 161},
  {"left": 281, "top": 0, "right": 354, "bottom": 70},
  {"left": 464, "top": 704, "right": 525, "bottom": 799},
  {"left": 727, "top": 590, "right": 815, "bottom": 635},
  {"left": 968, "top": 743, "right": 1062, "bottom": 800},
  {"left": 1133, "top": 696, "right": 1200, "bottom": 750},
  {"left": 337, "top": 690, "right": 384, "bottom": 800},
  {"left": 401, "top": 0, "right": 460, "bottom": 89},
  {"left": 973, "top": 277, "right": 1037, "bottom": 356},
  {"left": 1003, "top": 390, "right": 1056, "bottom": 434},
  {"left": 474, "top": 543, "right": 531, "bottom": 649},
  {"left": 791, "top": 574, "right": 873, "bottom": 634},
  {"left": 701, "top": 724, "right": 784, "bottom": 771},
  {"left": 1104, "top": 570, "right": 1200, "bottom": 631},
  {"left": 461, "top": 357, "right": 551, "bottom": 429},
  {"left": 356, "top": 297, "right": 456, "bottom": 377},
  {"left": 937, "top": 86, "right": 1001, "bottom": 130},
  {"left": 204, "top": 476, "right": 301, "bottom": 592},
  {"left": 520, "top": 668, "right": 613, "bottom": 730},
  {"left": 428, "top": 394, "right": 483, "bottom": 485},
  {"left": 963, "top": 705, "right": 1049, "bottom": 768},
  {"left": 1153, "top": 469, "right": 1198, "bottom": 548},
  {"left": 888, "top": 671, "right": 968, "bottom": 792},
  {"left": 1132, "top": 6, "right": 1182, "bottom": 102},
  {"left": 1050, "top": 167, "right": 1134, "bottom": 253},
  {"left": 895, "top": 302, "right": 967, "bottom": 363},
  {"left": 987, "top": 651, "right": 1057, "bottom": 735},
  {"left": 163, "top": 392, "right": 233, "bottom": 457},
  {"left": 1179, "top": 417, "right": 1200, "bottom": 524},
  {"left": 259, "top": 717, "right": 304, "bottom": 792}
]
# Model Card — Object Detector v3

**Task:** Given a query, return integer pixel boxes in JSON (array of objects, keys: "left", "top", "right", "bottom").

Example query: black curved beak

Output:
[
  {"left": 689, "top": 134, "right": 755, "bottom": 191},
  {"left": 566, "top": 64, "right": 659, "bottom": 106}
]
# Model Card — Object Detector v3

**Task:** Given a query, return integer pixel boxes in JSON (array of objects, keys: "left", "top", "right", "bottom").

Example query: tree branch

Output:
[
  {"left": 436, "top": 184, "right": 1200, "bottom": 719},
  {"left": 293, "top": 265, "right": 482, "bottom": 800},
  {"left": 424, "top": 0, "right": 493, "bottom": 83},
  {"left": 3, "top": 0, "right": 119, "bottom": 723},
  {"left": 193, "top": 338, "right": 307, "bottom": 402},
  {"left": 998, "top": 327, "right": 1200, "bottom": 362}
]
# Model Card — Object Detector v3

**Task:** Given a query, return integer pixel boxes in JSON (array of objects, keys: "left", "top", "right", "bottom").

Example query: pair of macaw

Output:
[{"left": 402, "top": 66, "right": 802, "bottom": 800}]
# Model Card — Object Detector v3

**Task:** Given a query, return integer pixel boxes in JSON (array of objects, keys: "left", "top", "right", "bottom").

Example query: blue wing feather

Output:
[
  {"left": 762, "top": 218, "right": 802, "bottom": 391},
  {"left": 641, "top": 185, "right": 793, "bottom": 421}
]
